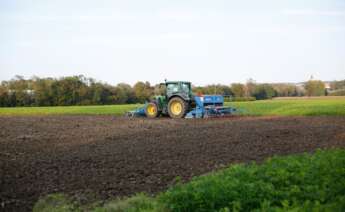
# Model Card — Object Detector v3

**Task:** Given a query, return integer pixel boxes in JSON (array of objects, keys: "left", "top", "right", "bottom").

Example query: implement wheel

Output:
[
  {"left": 168, "top": 97, "right": 188, "bottom": 118},
  {"left": 145, "top": 102, "right": 160, "bottom": 118}
]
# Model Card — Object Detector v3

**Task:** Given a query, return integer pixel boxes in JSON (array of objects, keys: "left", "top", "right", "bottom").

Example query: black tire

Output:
[
  {"left": 167, "top": 97, "right": 188, "bottom": 118},
  {"left": 145, "top": 102, "right": 160, "bottom": 118}
]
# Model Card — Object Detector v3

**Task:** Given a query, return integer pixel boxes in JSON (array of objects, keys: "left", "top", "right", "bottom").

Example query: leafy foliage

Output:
[
  {"left": 133, "top": 82, "right": 154, "bottom": 103},
  {"left": 252, "top": 84, "right": 276, "bottom": 100},
  {"left": 158, "top": 149, "right": 345, "bottom": 211},
  {"left": 230, "top": 83, "right": 246, "bottom": 97},
  {"left": 0, "top": 76, "right": 141, "bottom": 107},
  {"left": 3, "top": 75, "right": 342, "bottom": 108},
  {"left": 305, "top": 80, "right": 325, "bottom": 96},
  {"left": 93, "top": 193, "right": 160, "bottom": 212}
]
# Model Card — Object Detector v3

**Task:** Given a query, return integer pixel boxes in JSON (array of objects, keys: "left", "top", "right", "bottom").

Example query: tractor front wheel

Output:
[
  {"left": 168, "top": 97, "right": 188, "bottom": 118},
  {"left": 145, "top": 102, "right": 160, "bottom": 118}
]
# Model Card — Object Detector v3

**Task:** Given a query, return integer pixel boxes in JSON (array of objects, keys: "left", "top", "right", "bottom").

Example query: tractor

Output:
[{"left": 126, "top": 81, "right": 236, "bottom": 118}]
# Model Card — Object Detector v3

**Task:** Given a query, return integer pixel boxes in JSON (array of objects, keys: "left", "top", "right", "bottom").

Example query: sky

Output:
[{"left": 0, "top": 0, "right": 344, "bottom": 86}]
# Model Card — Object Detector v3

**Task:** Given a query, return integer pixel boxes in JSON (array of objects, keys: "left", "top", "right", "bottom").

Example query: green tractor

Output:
[
  {"left": 145, "top": 81, "right": 193, "bottom": 118},
  {"left": 126, "top": 81, "right": 235, "bottom": 119}
]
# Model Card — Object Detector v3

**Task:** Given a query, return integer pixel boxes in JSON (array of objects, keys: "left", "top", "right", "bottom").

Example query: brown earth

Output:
[{"left": 0, "top": 116, "right": 344, "bottom": 211}]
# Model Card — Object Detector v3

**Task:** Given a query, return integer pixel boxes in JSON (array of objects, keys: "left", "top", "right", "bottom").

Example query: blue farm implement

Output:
[
  {"left": 185, "top": 95, "right": 236, "bottom": 118},
  {"left": 125, "top": 81, "right": 237, "bottom": 119}
]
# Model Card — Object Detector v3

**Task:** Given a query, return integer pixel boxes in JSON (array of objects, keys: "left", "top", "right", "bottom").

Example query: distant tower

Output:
[{"left": 310, "top": 75, "right": 314, "bottom": 80}]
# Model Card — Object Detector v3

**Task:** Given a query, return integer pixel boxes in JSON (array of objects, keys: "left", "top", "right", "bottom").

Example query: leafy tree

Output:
[
  {"left": 51, "top": 76, "right": 89, "bottom": 105},
  {"left": 253, "top": 84, "right": 276, "bottom": 100},
  {"left": 6, "top": 75, "right": 34, "bottom": 106},
  {"left": 133, "top": 81, "right": 153, "bottom": 103},
  {"left": 154, "top": 83, "right": 166, "bottom": 96},
  {"left": 213, "top": 85, "right": 232, "bottom": 96},
  {"left": 305, "top": 80, "right": 325, "bottom": 96},
  {"left": 192, "top": 84, "right": 232, "bottom": 95},
  {"left": 114, "top": 83, "right": 135, "bottom": 104},
  {"left": 203, "top": 85, "right": 214, "bottom": 94},
  {"left": 0, "top": 84, "right": 10, "bottom": 107},
  {"left": 32, "top": 77, "right": 54, "bottom": 106},
  {"left": 89, "top": 82, "right": 111, "bottom": 105},
  {"left": 192, "top": 86, "right": 205, "bottom": 95},
  {"left": 231, "top": 83, "right": 246, "bottom": 97},
  {"left": 272, "top": 84, "right": 299, "bottom": 97}
]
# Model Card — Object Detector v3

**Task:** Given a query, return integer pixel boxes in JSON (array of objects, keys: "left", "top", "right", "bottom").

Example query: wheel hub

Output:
[
  {"left": 171, "top": 101, "right": 182, "bottom": 115},
  {"left": 147, "top": 105, "right": 156, "bottom": 115}
]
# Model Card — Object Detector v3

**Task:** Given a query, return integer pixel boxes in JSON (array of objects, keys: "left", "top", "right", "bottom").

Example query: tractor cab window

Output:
[
  {"left": 167, "top": 83, "right": 179, "bottom": 93},
  {"left": 181, "top": 83, "right": 190, "bottom": 93}
]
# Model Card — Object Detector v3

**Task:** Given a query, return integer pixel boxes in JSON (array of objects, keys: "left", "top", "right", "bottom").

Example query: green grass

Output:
[
  {"left": 33, "top": 194, "right": 78, "bottom": 212},
  {"left": 34, "top": 149, "right": 345, "bottom": 212},
  {"left": 226, "top": 98, "right": 345, "bottom": 116},
  {"left": 0, "top": 104, "right": 141, "bottom": 116},
  {"left": 0, "top": 97, "right": 344, "bottom": 116}
]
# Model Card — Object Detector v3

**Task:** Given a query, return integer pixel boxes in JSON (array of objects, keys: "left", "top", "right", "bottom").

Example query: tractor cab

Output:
[{"left": 163, "top": 81, "right": 193, "bottom": 101}]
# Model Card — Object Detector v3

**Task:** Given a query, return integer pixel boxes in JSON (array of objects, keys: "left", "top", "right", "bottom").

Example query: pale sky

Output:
[{"left": 1, "top": 0, "right": 344, "bottom": 85}]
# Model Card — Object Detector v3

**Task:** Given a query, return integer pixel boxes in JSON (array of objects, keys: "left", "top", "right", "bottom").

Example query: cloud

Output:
[{"left": 282, "top": 9, "right": 345, "bottom": 16}]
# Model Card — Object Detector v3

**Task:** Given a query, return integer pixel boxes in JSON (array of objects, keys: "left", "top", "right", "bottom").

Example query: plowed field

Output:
[{"left": 1, "top": 116, "right": 344, "bottom": 211}]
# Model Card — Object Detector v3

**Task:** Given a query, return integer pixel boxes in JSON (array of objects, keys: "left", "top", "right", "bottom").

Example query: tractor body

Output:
[{"left": 126, "top": 81, "right": 236, "bottom": 118}]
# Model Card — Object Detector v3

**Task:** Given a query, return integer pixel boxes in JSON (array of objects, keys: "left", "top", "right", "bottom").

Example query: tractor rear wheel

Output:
[
  {"left": 168, "top": 97, "right": 188, "bottom": 118},
  {"left": 145, "top": 102, "right": 160, "bottom": 118}
]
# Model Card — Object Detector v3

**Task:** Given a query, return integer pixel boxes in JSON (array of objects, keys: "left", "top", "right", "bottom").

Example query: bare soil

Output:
[{"left": 0, "top": 116, "right": 344, "bottom": 211}]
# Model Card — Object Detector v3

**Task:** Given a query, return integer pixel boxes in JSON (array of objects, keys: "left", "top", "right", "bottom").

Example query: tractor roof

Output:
[{"left": 165, "top": 81, "right": 191, "bottom": 84}]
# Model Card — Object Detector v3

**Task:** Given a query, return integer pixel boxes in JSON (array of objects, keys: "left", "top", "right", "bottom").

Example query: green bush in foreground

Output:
[
  {"left": 34, "top": 149, "right": 345, "bottom": 212},
  {"left": 159, "top": 149, "right": 345, "bottom": 211}
]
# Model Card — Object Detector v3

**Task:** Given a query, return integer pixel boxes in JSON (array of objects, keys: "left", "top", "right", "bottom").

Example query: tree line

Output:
[{"left": 0, "top": 75, "right": 341, "bottom": 107}]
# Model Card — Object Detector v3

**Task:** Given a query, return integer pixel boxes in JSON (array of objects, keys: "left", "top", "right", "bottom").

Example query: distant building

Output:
[{"left": 324, "top": 83, "right": 331, "bottom": 90}]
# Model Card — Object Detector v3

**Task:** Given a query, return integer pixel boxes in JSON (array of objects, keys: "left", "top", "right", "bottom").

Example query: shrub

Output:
[{"left": 158, "top": 149, "right": 345, "bottom": 211}]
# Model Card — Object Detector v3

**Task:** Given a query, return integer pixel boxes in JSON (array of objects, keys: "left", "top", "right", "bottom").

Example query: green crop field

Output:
[
  {"left": 226, "top": 97, "right": 345, "bottom": 116},
  {"left": 0, "top": 97, "right": 344, "bottom": 116},
  {"left": 0, "top": 104, "right": 141, "bottom": 116}
]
